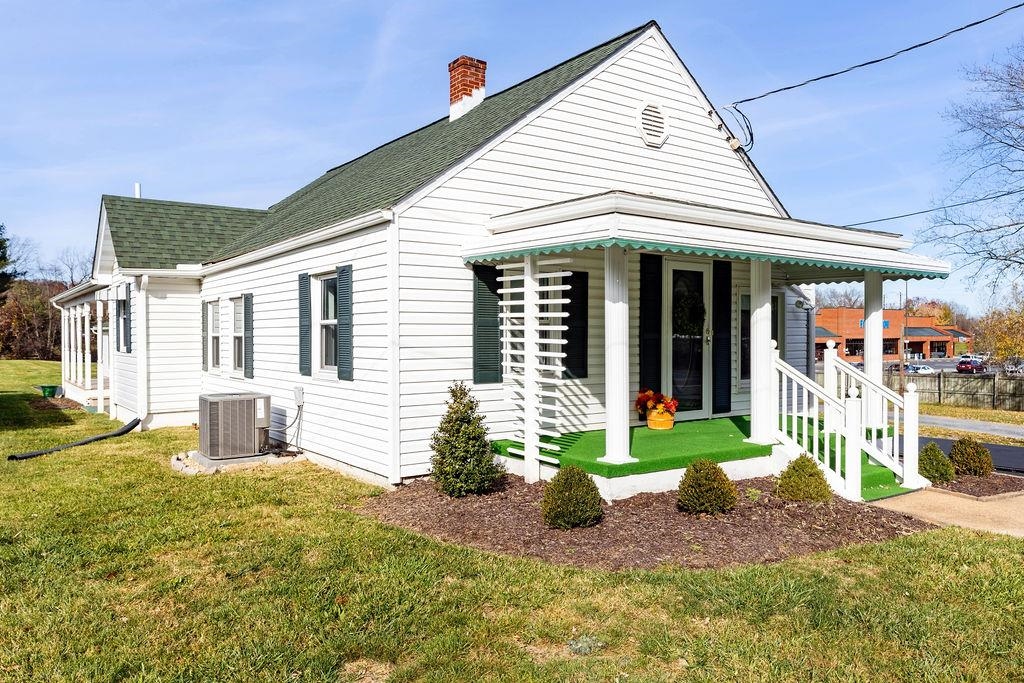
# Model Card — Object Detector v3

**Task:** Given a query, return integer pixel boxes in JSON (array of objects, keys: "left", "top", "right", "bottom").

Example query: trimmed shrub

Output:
[
  {"left": 430, "top": 382, "right": 505, "bottom": 497},
  {"left": 677, "top": 460, "right": 737, "bottom": 515},
  {"left": 949, "top": 436, "right": 994, "bottom": 477},
  {"left": 541, "top": 465, "right": 603, "bottom": 529},
  {"left": 919, "top": 441, "right": 955, "bottom": 484},
  {"left": 776, "top": 454, "right": 833, "bottom": 502}
]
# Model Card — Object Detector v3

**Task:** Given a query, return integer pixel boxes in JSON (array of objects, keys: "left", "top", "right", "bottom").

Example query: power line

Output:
[
  {"left": 844, "top": 187, "right": 1024, "bottom": 227},
  {"left": 732, "top": 2, "right": 1024, "bottom": 107}
]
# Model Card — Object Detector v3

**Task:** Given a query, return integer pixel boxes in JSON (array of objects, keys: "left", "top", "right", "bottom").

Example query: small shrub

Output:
[
  {"left": 919, "top": 442, "right": 955, "bottom": 483},
  {"left": 776, "top": 454, "right": 833, "bottom": 502},
  {"left": 430, "top": 382, "right": 505, "bottom": 497},
  {"left": 541, "top": 465, "right": 603, "bottom": 529},
  {"left": 745, "top": 487, "right": 762, "bottom": 502},
  {"left": 949, "top": 436, "right": 994, "bottom": 476},
  {"left": 677, "top": 460, "right": 737, "bottom": 514}
]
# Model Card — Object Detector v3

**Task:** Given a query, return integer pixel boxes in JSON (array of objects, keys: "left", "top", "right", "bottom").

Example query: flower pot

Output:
[
  {"left": 646, "top": 412, "right": 674, "bottom": 430},
  {"left": 40, "top": 385, "right": 58, "bottom": 398}
]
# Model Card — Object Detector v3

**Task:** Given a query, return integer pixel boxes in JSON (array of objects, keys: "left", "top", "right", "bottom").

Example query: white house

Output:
[{"left": 53, "top": 21, "right": 949, "bottom": 501}]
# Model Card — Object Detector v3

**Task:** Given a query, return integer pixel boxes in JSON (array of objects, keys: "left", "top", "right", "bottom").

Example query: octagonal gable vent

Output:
[{"left": 637, "top": 102, "right": 669, "bottom": 147}]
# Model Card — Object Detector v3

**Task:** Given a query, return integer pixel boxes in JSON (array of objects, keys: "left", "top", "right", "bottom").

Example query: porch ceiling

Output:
[{"left": 463, "top": 191, "right": 950, "bottom": 283}]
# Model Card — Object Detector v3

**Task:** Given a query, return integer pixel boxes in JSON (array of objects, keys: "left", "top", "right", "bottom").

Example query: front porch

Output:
[
  {"left": 467, "top": 191, "right": 950, "bottom": 501},
  {"left": 493, "top": 416, "right": 772, "bottom": 477}
]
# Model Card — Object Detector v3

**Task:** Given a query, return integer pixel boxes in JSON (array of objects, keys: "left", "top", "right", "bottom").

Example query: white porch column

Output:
[
  {"left": 73, "top": 305, "right": 82, "bottom": 385},
  {"left": 60, "top": 309, "right": 68, "bottom": 382},
  {"left": 863, "top": 270, "right": 884, "bottom": 427},
  {"left": 96, "top": 299, "right": 105, "bottom": 414},
  {"left": 748, "top": 260, "right": 775, "bottom": 443},
  {"left": 599, "top": 245, "right": 636, "bottom": 464},
  {"left": 84, "top": 303, "right": 92, "bottom": 390}
]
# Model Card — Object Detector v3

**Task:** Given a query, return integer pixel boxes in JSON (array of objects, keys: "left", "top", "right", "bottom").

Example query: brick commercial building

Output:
[{"left": 815, "top": 308, "right": 972, "bottom": 362}]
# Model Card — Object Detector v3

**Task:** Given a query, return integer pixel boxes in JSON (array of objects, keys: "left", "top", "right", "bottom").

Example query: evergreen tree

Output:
[
  {"left": 0, "top": 223, "right": 21, "bottom": 302},
  {"left": 430, "top": 381, "right": 504, "bottom": 497}
]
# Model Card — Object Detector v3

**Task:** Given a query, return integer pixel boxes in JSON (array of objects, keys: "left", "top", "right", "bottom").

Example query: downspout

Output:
[{"left": 136, "top": 275, "right": 150, "bottom": 429}]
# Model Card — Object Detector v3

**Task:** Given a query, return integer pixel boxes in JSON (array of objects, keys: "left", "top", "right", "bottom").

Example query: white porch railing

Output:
[
  {"left": 773, "top": 344, "right": 863, "bottom": 500},
  {"left": 822, "top": 341, "right": 924, "bottom": 489}
]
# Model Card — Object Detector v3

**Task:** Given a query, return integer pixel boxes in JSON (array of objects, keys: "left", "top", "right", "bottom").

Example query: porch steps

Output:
[{"left": 860, "top": 457, "right": 913, "bottom": 502}]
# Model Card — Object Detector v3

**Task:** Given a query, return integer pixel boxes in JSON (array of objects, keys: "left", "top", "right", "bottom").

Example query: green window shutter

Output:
[
  {"left": 243, "top": 293, "right": 254, "bottom": 379},
  {"left": 115, "top": 300, "right": 121, "bottom": 352},
  {"left": 564, "top": 271, "right": 589, "bottom": 379},
  {"left": 711, "top": 261, "right": 731, "bottom": 414},
  {"left": 201, "top": 301, "right": 208, "bottom": 372},
  {"left": 473, "top": 264, "right": 501, "bottom": 384},
  {"left": 336, "top": 265, "right": 353, "bottom": 381},
  {"left": 298, "top": 273, "right": 311, "bottom": 376},
  {"left": 124, "top": 285, "right": 132, "bottom": 354},
  {"left": 638, "top": 254, "right": 662, "bottom": 392}
]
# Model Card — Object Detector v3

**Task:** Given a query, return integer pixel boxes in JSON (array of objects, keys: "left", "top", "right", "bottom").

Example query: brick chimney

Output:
[{"left": 448, "top": 55, "right": 486, "bottom": 121}]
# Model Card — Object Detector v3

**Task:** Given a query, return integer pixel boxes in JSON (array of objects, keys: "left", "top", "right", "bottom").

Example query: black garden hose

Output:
[{"left": 7, "top": 418, "right": 142, "bottom": 461}]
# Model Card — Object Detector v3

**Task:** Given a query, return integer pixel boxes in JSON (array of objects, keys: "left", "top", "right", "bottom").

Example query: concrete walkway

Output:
[
  {"left": 919, "top": 414, "right": 1024, "bottom": 440},
  {"left": 874, "top": 485, "right": 1024, "bottom": 538}
]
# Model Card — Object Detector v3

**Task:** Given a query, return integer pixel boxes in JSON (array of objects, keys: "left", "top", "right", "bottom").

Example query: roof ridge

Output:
[
  {"left": 211, "top": 21, "right": 656, "bottom": 262},
  {"left": 102, "top": 194, "right": 267, "bottom": 214},
  {"left": 314, "top": 20, "right": 658, "bottom": 181}
]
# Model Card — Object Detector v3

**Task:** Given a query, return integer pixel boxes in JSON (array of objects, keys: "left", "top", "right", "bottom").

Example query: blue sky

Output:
[{"left": 3, "top": 1, "right": 1023, "bottom": 311}]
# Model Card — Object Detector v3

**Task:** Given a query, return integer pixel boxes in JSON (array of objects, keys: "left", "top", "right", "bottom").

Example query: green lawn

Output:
[{"left": 2, "top": 361, "right": 1024, "bottom": 681}]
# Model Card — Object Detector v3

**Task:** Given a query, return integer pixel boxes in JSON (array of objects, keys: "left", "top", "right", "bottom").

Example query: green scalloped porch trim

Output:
[{"left": 464, "top": 238, "right": 948, "bottom": 280}]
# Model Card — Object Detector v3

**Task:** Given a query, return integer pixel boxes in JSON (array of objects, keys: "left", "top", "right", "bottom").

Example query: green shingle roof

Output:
[
  {"left": 208, "top": 21, "right": 652, "bottom": 262},
  {"left": 102, "top": 195, "right": 267, "bottom": 270}
]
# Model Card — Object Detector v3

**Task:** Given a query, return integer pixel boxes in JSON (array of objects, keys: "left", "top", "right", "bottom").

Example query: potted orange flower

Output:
[{"left": 635, "top": 389, "right": 678, "bottom": 430}]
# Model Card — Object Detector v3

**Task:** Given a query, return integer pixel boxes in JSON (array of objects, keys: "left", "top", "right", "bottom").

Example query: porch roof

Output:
[{"left": 463, "top": 191, "right": 950, "bottom": 283}]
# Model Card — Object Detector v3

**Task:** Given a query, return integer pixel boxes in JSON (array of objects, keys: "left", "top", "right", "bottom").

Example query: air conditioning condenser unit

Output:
[{"left": 199, "top": 393, "right": 271, "bottom": 459}]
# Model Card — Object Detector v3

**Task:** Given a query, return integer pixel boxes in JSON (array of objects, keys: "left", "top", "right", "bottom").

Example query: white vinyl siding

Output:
[
  {"left": 200, "top": 225, "right": 391, "bottom": 477},
  {"left": 111, "top": 277, "right": 138, "bottom": 416},
  {"left": 147, "top": 278, "right": 202, "bottom": 416}
]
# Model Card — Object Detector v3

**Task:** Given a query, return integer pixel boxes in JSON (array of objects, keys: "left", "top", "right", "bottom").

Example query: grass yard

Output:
[
  {"left": 2, "top": 361, "right": 1024, "bottom": 681},
  {"left": 919, "top": 402, "right": 1024, "bottom": 427}
]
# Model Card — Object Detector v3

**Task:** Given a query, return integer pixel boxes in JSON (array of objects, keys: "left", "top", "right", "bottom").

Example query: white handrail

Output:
[{"left": 831, "top": 356, "right": 904, "bottom": 406}]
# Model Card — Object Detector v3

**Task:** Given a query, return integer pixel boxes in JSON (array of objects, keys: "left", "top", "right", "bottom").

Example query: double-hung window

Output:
[
  {"left": 232, "top": 298, "right": 244, "bottom": 372},
  {"left": 320, "top": 276, "right": 338, "bottom": 369},
  {"left": 210, "top": 301, "right": 221, "bottom": 369}
]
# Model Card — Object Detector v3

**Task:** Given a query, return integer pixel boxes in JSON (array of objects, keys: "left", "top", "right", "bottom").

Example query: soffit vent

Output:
[{"left": 637, "top": 102, "right": 669, "bottom": 147}]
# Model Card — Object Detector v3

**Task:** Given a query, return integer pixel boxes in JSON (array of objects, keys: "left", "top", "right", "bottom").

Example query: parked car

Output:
[
  {"left": 908, "top": 364, "right": 936, "bottom": 375},
  {"left": 957, "top": 358, "right": 988, "bottom": 374},
  {"left": 959, "top": 354, "right": 984, "bottom": 363},
  {"left": 1003, "top": 358, "right": 1024, "bottom": 376},
  {"left": 886, "top": 363, "right": 911, "bottom": 374}
]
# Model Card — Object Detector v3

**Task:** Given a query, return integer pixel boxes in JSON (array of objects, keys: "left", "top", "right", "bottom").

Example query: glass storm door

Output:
[{"left": 661, "top": 262, "right": 712, "bottom": 420}]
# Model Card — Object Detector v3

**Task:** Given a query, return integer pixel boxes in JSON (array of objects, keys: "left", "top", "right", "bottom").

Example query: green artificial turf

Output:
[
  {"left": 493, "top": 416, "right": 772, "bottom": 478},
  {"left": 4, "top": 361, "right": 1024, "bottom": 680}
]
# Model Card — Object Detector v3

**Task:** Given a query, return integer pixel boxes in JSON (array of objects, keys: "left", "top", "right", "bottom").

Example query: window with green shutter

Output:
[
  {"left": 336, "top": 265, "right": 353, "bottom": 381},
  {"left": 473, "top": 264, "right": 501, "bottom": 384},
  {"left": 243, "top": 293, "right": 254, "bottom": 379},
  {"left": 201, "top": 301, "right": 208, "bottom": 372},
  {"left": 564, "top": 271, "right": 589, "bottom": 379},
  {"left": 298, "top": 273, "right": 312, "bottom": 376}
]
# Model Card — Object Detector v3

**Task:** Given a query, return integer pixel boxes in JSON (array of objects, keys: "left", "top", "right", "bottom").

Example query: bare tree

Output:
[
  {"left": 922, "top": 43, "right": 1024, "bottom": 287},
  {"left": 815, "top": 285, "right": 864, "bottom": 309},
  {"left": 38, "top": 246, "right": 92, "bottom": 288},
  {"left": 0, "top": 223, "right": 21, "bottom": 301}
]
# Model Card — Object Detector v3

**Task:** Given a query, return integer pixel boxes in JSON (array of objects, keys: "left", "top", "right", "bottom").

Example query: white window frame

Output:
[
  {"left": 231, "top": 297, "right": 244, "bottom": 373},
  {"left": 209, "top": 300, "right": 221, "bottom": 370},
  {"left": 316, "top": 274, "right": 338, "bottom": 373}
]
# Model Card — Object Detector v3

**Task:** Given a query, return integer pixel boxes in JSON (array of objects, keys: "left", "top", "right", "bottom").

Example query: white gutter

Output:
[
  {"left": 50, "top": 279, "right": 105, "bottom": 306},
  {"left": 488, "top": 191, "right": 910, "bottom": 250}
]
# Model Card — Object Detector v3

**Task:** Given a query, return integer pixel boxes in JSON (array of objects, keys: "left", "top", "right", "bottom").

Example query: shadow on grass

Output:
[{"left": 0, "top": 391, "right": 75, "bottom": 432}]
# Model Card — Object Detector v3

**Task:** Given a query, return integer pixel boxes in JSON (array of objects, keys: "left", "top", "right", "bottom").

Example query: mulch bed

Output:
[
  {"left": 936, "top": 474, "right": 1024, "bottom": 498},
  {"left": 358, "top": 476, "right": 932, "bottom": 570},
  {"left": 29, "top": 396, "right": 82, "bottom": 411}
]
